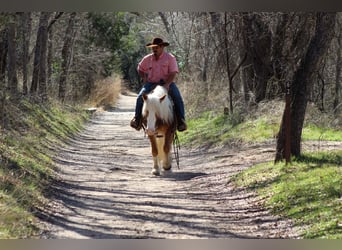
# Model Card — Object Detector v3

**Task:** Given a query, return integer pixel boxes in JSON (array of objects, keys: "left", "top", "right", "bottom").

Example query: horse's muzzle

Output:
[{"left": 146, "top": 129, "right": 157, "bottom": 136}]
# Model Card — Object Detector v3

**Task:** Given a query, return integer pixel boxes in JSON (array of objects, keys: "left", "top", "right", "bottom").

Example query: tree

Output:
[
  {"left": 240, "top": 13, "right": 273, "bottom": 103},
  {"left": 0, "top": 28, "right": 7, "bottom": 84},
  {"left": 0, "top": 24, "right": 8, "bottom": 128},
  {"left": 20, "top": 12, "right": 32, "bottom": 95},
  {"left": 31, "top": 12, "right": 51, "bottom": 99},
  {"left": 58, "top": 12, "right": 76, "bottom": 101},
  {"left": 334, "top": 15, "right": 342, "bottom": 115},
  {"left": 7, "top": 14, "right": 18, "bottom": 96},
  {"left": 37, "top": 12, "right": 51, "bottom": 100},
  {"left": 275, "top": 12, "right": 337, "bottom": 162},
  {"left": 47, "top": 12, "right": 63, "bottom": 88}
]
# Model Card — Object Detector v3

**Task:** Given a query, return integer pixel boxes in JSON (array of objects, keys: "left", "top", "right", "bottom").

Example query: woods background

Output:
[{"left": 0, "top": 12, "right": 341, "bottom": 160}]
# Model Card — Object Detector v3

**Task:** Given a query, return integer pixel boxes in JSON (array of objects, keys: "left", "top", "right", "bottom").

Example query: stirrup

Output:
[
  {"left": 177, "top": 119, "right": 187, "bottom": 132},
  {"left": 130, "top": 117, "right": 142, "bottom": 131}
]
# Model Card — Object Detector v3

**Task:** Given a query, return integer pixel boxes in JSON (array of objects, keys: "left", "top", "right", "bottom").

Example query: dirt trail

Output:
[{"left": 39, "top": 91, "right": 306, "bottom": 239}]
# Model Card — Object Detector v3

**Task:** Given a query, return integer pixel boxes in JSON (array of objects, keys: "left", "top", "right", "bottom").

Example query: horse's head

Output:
[{"left": 142, "top": 86, "right": 174, "bottom": 136}]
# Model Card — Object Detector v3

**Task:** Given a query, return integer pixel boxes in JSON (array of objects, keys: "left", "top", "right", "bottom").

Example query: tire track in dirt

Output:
[{"left": 39, "top": 92, "right": 301, "bottom": 239}]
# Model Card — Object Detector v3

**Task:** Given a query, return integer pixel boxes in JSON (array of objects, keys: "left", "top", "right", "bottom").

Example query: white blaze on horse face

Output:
[{"left": 146, "top": 109, "right": 157, "bottom": 136}]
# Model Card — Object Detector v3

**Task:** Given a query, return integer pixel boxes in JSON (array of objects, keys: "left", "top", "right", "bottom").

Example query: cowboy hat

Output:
[{"left": 146, "top": 37, "right": 170, "bottom": 47}]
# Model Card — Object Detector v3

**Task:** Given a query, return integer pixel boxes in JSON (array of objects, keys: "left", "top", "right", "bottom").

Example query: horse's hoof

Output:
[
  {"left": 151, "top": 169, "right": 160, "bottom": 176},
  {"left": 163, "top": 165, "right": 172, "bottom": 171}
]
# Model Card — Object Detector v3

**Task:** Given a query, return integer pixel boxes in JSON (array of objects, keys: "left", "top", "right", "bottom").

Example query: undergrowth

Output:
[
  {"left": 0, "top": 97, "right": 89, "bottom": 238},
  {"left": 232, "top": 151, "right": 342, "bottom": 239},
  {"left": 179, "top": 101, "right": 342, "bottom": 148},
  {"left": 86, "top": 75, "right": 121, "bottom": 110}
]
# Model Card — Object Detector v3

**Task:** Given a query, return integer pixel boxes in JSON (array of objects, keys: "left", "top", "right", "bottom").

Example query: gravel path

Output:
[{"left": 38, "top": 91, "right": 304, "bottom": 239}]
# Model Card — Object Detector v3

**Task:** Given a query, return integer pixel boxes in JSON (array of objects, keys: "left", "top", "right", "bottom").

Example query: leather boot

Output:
[{"left": 130, "top": 116, "right": 142, "bottom": 131}]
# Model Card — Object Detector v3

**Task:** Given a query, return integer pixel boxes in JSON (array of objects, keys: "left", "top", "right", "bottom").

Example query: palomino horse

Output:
[{"left": 142, "top": 85, "right": 176, "bottom": 176}]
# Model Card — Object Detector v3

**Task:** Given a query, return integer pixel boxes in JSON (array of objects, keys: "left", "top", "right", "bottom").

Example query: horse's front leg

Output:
[
  {"left": 149, "top": 135, "right": 160, "bottom": 176},
  {"left": 162, "top": 153, "right": 172, "bottom": 171},
  {"left": 162, "top": 130, "right": 174, "bottom": 171}
]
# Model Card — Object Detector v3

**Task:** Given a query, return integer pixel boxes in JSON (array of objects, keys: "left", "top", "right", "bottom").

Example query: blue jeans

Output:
[{"left": 135, "top": 82, "right": 185, "bottom": 121}]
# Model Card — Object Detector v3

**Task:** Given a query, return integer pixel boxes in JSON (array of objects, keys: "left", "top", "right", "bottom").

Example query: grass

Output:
[
  {"left": 303, "top": 124, "right": 342, "bottom": 141},
  {"left": 179, "top": 111, "right": 280, "bottom": 148},
  {"left": 232, "top": 151, "right": 342, "bottom": 239},
  {"left": 179, "top": 103, "right": 342, "bottom": 148},
  {"left": 0, "top": 97, "right": 90, "bottom": 238}
]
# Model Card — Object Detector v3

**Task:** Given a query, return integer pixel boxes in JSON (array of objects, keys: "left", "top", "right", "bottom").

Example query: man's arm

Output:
[
  {"left": 163, "top": 72, "right": 177, "bottom": 90},
  {"left": 138, "top": 70, "right": 148, "bottom": 83}
]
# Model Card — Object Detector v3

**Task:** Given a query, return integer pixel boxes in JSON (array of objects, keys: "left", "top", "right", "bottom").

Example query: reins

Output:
[{"left": 173, "top": 131, "right": 180, "bottom": 169}]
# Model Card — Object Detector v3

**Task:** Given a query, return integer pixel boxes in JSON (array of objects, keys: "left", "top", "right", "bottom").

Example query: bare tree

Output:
[
  {"left": 58, "top": 12, "right": 76, "bottom": 102},
  {"left": 158, "top": 12, "right": 171, "bottom": 34},
  {"left": 0, "top": 26, "right": 8, "bottom": 129},
  {"left": 7, "top": 14, "right": 18, "bottom": 96},
  {"left": 0, "top": 29, "right": 7, "bottom": 84},
  {"left": 240, "top": 13, "right": 273, "bottom": 103},
  {"left": 47, "top": 12, "right": 63, "bottom": 87},
  {"left": 334, "top": 15, "right": 342, "bottom": 114},
  {"left": 275, "top": 12, "right": 337, "bottom": 161},
  {"left": 37, "top": 12, "right": 51, "bottom": 100},
  {"left": 20, "top": 12, "right": 32, "bottom": 95},
  {"left": 31, "top": 12, "right": 51, "bottom": 96}
]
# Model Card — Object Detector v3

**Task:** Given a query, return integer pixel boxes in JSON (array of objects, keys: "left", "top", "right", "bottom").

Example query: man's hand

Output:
[
  {"left": 163, "top": 72, "right": 177, "bottom": 91},
  {"left": 163, "top": 82, "right": 171, "bottom": 91}
]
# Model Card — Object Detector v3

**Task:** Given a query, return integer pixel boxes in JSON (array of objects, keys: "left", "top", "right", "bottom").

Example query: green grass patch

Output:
[
  {"left": 232, "top": 151, "right": 342, "bottom": 239},
  {"left": 0, "top": 98, "right": 90, "bottom": 238},
  {"left": 302, "top": 124, "right": 342, "bottom": 141},
  {"left": 179, "top": 112, "right": 232, "bottom": 147},
  {"left": 179, "top": 111, "right": 279, "bottom": 147},
  {"left": 180, "top": 109, "right": 341, "bottom": 148},
  {"left": 0, "top": 192, "right": 38, "bottom": 239}
]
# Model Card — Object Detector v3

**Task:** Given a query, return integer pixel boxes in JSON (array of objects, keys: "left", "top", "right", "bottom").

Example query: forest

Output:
[
  {"left": 0, "top": 12, "right": 341, "bottom": 238},
  {"left": 0, "top": 12, "right": 341, "bottom": 160}
]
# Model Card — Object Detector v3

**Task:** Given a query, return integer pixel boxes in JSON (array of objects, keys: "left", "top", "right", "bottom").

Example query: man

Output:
[{"left": 130, "top": 37, "right": 187, "bottom": 132}]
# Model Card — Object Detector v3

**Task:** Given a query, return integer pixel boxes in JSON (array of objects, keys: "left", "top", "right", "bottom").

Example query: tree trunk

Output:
[
  {"left": 58, "top": 12, "right": 76, "bottom": 102},
  {"left": 241, "top": 13, "right": 272, "bottom": 103},
  {"left": 0, "top": 29, "right": 8, "bottom": 84},
  {"left": 334, "top": 21, "right": 341, "bottom": 114},
  {"left": 47, "top": 12, "right": 63, "bottom": 89},
  {"left": 30, "top": 12, "right": 51, "bottom": 99},
  {"left": 224, "top": 13, "right": 233, "bottom": 113},
  {"left": 31, "top": 14, "right": 43, "bottom": 94},
  {"left": 21, "top": 12, "right": 32, "bottom": 95},
  {"left": 47, "top": 22, "right": 53, "bottom": 87},
  {"left": 37, "top": 12, "right": 51, "bottom": 101},
  {"left": 0, "top": 28, "right": 8, "bottom": 128},
  {"left": 271, "top": 13, "right": 289, "bottom": 95},
  {"left": 158, "top": 12, "right": 170, "bottom": 34},
  {"left": 200, "top": 27, "right": 210, "bottom": 83},
  {"left": 275, "top": 12, "right": 336, "bottom": 162},
  {"left": 7, "top": 17, "right": 18, "bottom": 96}
]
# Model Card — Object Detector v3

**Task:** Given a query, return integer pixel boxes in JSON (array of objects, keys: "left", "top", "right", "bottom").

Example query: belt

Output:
[{"left": 151, "top": 80, "right": 165, "bottom": 85}]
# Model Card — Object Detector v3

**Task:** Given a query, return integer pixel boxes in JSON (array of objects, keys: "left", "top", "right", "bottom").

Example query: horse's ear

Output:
[
  {"left": 142, "top": 93, "right": 148, "bottom": 101},
  {"left": 159, "top": 94, "right": 167, "bottom": 102}
]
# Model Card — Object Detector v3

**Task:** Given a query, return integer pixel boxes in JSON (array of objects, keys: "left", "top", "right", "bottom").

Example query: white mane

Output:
[{"left": 142, "top": 85, "right": 174, "bottom": 124}]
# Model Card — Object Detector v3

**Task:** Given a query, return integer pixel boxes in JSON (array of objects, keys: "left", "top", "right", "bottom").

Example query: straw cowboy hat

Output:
[{"left": 146, "top": 37, "right": 170, "bottom": 47}]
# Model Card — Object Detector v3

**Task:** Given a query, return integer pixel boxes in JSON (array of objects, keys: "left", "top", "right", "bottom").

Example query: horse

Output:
[{"left": 142, "top": 85, "right": 176, "bottom": 176}]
